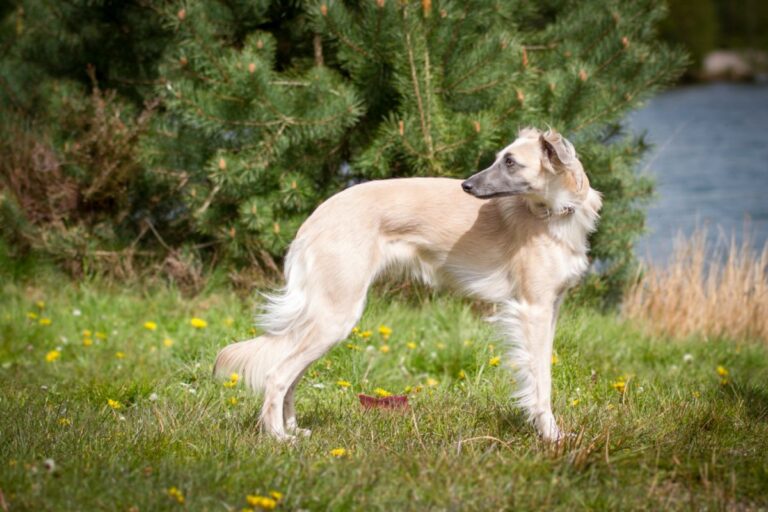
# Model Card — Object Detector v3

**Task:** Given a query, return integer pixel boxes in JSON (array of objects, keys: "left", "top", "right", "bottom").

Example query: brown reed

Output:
[{"left": 623, "top": 229, "right": 768, "bottom": 343}]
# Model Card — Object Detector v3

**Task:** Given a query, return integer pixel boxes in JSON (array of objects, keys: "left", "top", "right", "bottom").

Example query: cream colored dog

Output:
[{"left": 214, "top": 127, "right": 602, "bottom": 441}]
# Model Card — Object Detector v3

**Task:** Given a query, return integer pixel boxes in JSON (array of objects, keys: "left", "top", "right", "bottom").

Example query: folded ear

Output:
[{"left": 540, "top": 129, "right": 584, "bottom": 190}]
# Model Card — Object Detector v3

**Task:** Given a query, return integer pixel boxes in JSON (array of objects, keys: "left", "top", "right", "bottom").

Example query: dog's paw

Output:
[
  {"left": 534, "top": 412, "right": 563, "bottom": 442},
  {"left": 287, "top": 426, "right": 312, "bottom": 438},
  {"left": 295, "top": 427, "right": 312, "bottom": 438},
  {"left": 275, "top": 433, "right": 298, "bottom": 444}
]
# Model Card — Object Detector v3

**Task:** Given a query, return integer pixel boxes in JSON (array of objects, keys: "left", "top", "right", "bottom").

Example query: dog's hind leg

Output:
[
  {"left": 260, "top": 316, "right": 357, "bottom": 440},
  {"left": 260, "top": 285, "right": 370, "bottom": 440},
  {"left": 283, "top": 369, "right": 310, "bottom": 437}
]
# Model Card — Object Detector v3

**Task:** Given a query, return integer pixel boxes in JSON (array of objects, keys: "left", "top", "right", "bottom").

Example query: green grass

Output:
[{"left": 1, "top": 269, "right": 767, "bottom": 510}]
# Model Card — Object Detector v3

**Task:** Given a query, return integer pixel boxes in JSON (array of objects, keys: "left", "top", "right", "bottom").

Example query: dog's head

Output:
[{"left": 461, "top": 128, "right": 589, "bottom": 207}]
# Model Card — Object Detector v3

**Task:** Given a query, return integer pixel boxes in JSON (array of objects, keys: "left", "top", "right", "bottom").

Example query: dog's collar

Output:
[{"left": 530, "top": 201, "right": 576, "bottom": 220}]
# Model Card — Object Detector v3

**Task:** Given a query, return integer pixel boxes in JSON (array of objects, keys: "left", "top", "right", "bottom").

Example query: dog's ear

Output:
[{"left": 540, "top": 129, "right": 584, "bottom": 190}]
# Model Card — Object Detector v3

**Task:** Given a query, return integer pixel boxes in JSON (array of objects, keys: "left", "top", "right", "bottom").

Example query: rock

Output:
[{"left": 702, "top": 49, "right": 768, "bottom": 81}]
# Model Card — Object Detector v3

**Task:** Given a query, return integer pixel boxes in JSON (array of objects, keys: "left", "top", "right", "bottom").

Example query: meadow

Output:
[{"left": 1, "top": 255, "right": 767, "bottom": 511}]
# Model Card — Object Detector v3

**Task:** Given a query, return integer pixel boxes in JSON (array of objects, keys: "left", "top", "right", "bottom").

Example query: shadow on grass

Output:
[{"left": 728, "top": 382, "right": 768, "bottom": 422}]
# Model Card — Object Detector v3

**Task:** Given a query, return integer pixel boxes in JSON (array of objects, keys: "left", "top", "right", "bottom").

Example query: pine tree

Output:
[
  {"left": 0, "top": 0, "right": 686, "bottom": 299},
  {"left": 146, "top": 0, "right": 363, "bottom": 265},
  {"left": 149, "top": 0, "right": 684, "bottom": 298}
]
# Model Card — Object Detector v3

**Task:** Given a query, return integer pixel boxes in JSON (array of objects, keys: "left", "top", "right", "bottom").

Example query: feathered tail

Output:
[
  {"left": 213, "top": 335, "right": 294, "bottom": 393},
  {"left": 213, "top": 239, "right": 310, "bottom": 393}
]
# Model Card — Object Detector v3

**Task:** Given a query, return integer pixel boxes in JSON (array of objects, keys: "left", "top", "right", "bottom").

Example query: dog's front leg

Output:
[{"left": 495, "top": 299, "right": 562, "bottom": 441}]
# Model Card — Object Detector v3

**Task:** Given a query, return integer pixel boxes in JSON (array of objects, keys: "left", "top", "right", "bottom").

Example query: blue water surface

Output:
[{"left": 626, "top": 83, "right": 768, "bottom": 262}]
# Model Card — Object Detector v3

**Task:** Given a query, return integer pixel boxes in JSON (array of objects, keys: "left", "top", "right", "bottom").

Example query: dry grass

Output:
[{"left": 624, "top": 229, "right": 768, "bottom": 343}]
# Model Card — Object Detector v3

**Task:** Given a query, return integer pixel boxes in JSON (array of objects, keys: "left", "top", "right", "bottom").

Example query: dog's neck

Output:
[{"left": 525, "top": 189, "right": 603, "bottom": 253}]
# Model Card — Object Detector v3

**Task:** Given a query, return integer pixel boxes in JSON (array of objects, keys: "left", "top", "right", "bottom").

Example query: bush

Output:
[{"left": 0, "top": 0, "right": 686, "bottom": 301}]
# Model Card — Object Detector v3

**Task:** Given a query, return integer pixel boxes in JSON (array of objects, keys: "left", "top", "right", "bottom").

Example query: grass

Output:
[
  {"left": 1, "top": 266, "right": 768, "bottom": 510},
  {"left": 624, "top": 229, "right": 768, "bottom": 344}
]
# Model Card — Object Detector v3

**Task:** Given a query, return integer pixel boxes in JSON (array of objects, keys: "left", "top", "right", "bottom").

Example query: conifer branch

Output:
[
  {"left": 313, "top": 34, "right": 324, "bottom": 66},
  {"left": 443, "top": 42, "right": 504, "bottom": 92},
  {"left": 572, "top": 69, "right": 674, "bottom": 132},
  {"left": 324, "top": 15, "right": 372, "bottom": 59},
  {"left": 177, "top": 96, "right": 283, "bottom": 127},
  {"left": 453, "top": 78, "right": 503, "bottom": 96},
  {"left": 579, "top": 9, "right": 643, "bottom": 61},
  {"left": 441, "top": 4, "right": 470, "bottom": 71},
  {"left": 404, "top": 28, "right": 433, "bottom": 159},
  {"left": 593, "top": 45, "right": 626, "bottom": 77},
  {"left": 184, "top": 21, "right": 231, "bottom": 84}
]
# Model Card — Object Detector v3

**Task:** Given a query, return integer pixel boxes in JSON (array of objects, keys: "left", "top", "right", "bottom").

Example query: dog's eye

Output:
[{"left": 504, "top": 155, "right": 516, "bottom": 167}]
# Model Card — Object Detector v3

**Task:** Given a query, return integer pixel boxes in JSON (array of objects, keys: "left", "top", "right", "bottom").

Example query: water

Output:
[{"left": 626, "top": 83, "right": 768, "bottom": 262}]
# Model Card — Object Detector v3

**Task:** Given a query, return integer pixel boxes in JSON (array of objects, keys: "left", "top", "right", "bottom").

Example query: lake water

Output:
[{"left": 626, "top": 82, "right": 768, "bottom": 262}]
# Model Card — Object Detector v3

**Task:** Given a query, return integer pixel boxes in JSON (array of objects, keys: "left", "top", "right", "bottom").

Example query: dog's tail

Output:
[
  {"left": 213, "top": 335, "right": 294, "bottom": 393},
  {"left": 213, "top": 239, "right": 311, "bottom": 392}
]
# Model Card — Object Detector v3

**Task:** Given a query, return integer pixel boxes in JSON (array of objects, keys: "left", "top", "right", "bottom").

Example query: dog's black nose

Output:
[{"left": 461, "top": 180, "right": 473, "bottom": 193}]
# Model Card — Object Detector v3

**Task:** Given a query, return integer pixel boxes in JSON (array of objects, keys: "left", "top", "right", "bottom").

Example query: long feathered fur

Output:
[{"left": 213, "top": 242, "right": 309, "bottom": 393}]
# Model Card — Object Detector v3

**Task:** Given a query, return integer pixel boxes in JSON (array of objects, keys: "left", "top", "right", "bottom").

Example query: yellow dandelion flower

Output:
[
  {"left": 143, "top": 321, "right": 158, "bottom": 331},
  {"left": 39, "top": 318, "right": 52, "bottom": 326},
  {"left": 107, "top": 399, "right": 122, "bottom": 410},
  {"left": 26, "top": 311, "right": 38, "bottom": 320},
  {"left": 167, "top": 486, "right": 185, "bottom": 504},
  {"left": 693, "top": 391, "right": 701, "bottom": 398},
  {"left": 58, "top": 417, "right": 72, "bottom": 426},
  {"left": 611, "top": 378, "right": 626, "bottom": 394},
  {"left": 329, "top": 447, "right": 348, "bottom": 458},
  {"left": 360, "top": 330, "right": 372, "bottom": 339},
  {"left": 379, "top": 345, "right": 390, "bottom": 354},
  {"left": 163, "top": 338, "right": 174, "bottom": 348},
  {"left": 83, "top": 329, "right": 92, "bottom": 337},
  {"left": 404, "top": 385, "right": 413, "bottom": 393},
  {"left": 115, "top": 351, "right": 125, "bottom": 359},
  {"left": 352, "top": 326, "right": 360, "bottom": 335},
  {"left": 246, "top": 496, "right": 277, "bottom": 510},
  {"left": 336, "top": 380, "right": 351, "bottom": 388},
  {"left": 551, "top": 353, "right": 558, "bottom": 364},
  {"left": 426, "top": 377, "right": 439, "bottom": 387},
  {"left": 228, "top": 397, "right": 238, "bottom": 406},
  {"left": 457, "top": 370, "right": 466, "bottom": 380},
  {"left": 716, "top": 365, "right": 729, "bottom": 377},
  {"left": 489, "top": 356, "right": 501, "bottom": 367},
  {"left": 95, "top": 331, "right": 107, "bottom": 340},
  {"left": 571, "top": 398, "right": 580, "bottom": 406},
  {"left": 45, "top": 350, "right": 61, "bottom": 363},
  {"left": 82, "top": 338, "right": 93, "bottom": 347},
  {"left": 223, "top": 373, "right": 239, "bottom": 388},
  {"left": 36, "top": 300, "right": 46, "bottom": 309},
  {"left": 269, "top": 490, "right": 283, "bottom": 501},
  {"left": 190, "top": 317, "right": 208, "bottom": 329},
  {"left": 373, "top": 388, "right": 391, "bottom": 397},
  {"left": 346, "top": 343, "right": 360, "bottom": 351},
  {"left": 378, "top": 325, "right": 392, "bottom": 340},
  {"left": 406, "top": 341, "right": 417, "bottom": 349}
]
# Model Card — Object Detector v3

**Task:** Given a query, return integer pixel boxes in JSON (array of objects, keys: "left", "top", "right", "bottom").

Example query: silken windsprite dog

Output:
[{"left": 214, "top": 127, "right": 602, "bottom": 442}]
